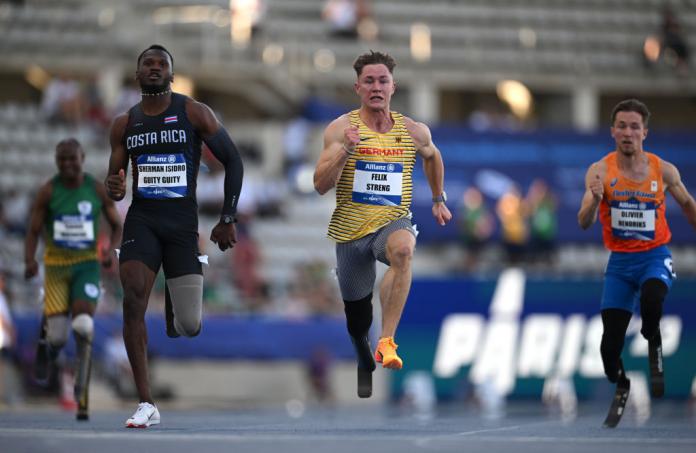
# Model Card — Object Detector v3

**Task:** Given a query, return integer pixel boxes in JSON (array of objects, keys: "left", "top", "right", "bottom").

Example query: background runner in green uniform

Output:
[{"left": 24, "top": 138, "right": 122, "bottom": 420}]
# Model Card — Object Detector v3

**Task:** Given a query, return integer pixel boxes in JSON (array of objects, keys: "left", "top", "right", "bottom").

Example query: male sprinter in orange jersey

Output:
[
  {"left": 314, "top": 51, "right": 451, "bottom": 397},
  {"left": 578, "top": 99, "right": 696, "bottom": 427}
]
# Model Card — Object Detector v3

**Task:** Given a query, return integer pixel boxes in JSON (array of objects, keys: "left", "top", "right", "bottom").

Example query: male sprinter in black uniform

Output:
[{"left": 106, "top": 45, "right": 243, "bottom": 428}]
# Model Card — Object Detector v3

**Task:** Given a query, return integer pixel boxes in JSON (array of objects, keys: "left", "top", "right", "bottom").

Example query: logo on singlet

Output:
[{"left": 77, "top": 201, "right": 92, "bottom": 215}]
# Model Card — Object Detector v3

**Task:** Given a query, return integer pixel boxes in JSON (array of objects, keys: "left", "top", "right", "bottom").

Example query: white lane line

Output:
[
  {"left": 456, "top": 425, "right": 521, "bottom": 436},
  {"left": 473, "top": 436, "right": 696, "bottom": 445},
  {"left": 1, "top": 428, "right": 695, "bottom": 445}
]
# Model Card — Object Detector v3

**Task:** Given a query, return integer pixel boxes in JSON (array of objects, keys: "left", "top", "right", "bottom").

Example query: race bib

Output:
[
  {"left": 53, "top": 215, "right": 94, "bottom": 249},
  {"left": 352, "top": 161, "right": 403, "bottom": 206},
  {"left": 136, "top": 153, "right": 187, "bottom": 198},
  {"left": 610, "top": 200, "right": 656, "bottom": 241}
]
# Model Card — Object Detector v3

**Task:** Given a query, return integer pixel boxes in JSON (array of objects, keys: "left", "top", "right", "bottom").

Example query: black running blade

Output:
[
  {"left": 603, "top": 383, "right": 630, "bottom": 428},
  {"left": 34, "top": 317, "right": 51, "bottom": 384},
  {"left": 351, "top": 336, "right": 376, "bottom": 372},
  {"left": 357, "top": 368, "right": 372, "bottom": 398},
  {"left": 649, "top": 335, "right": 664, "bottom": 398},
  {"left": 650, "top": 374, "right": 664, "bottom": 398}
]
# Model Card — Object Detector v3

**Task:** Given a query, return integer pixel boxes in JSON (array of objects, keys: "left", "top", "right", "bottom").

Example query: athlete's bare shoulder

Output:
[
  {"left": 323, "top": 114, "right": 352, "bottom": 141},
  {"left": 327, "top": 114, "right": 352, "bottom": 130},
  {"left": 185, "top": 97, "right": 219, "bottom": 135},
  {"left": 34, "top": 179, "right": 54, "bottom": 206},
  {"left": 590, "top": 157, "right": 609, "bottom": 177},
  {"left": 402, "top": 115, "right": 433, "bottom": 151},
  {"left": 659, "top": 158, "right": 680, "bottom": 186},
  {"left": 109, "top": 113, "right": 129, "bottom": 136}
]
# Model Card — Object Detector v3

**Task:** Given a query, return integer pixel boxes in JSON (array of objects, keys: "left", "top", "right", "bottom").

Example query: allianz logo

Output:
[
  {"left": 433, "top": 268, "right": 681, "bottom": 395},
  {"left": 146, "top": 155, "right": 173, "bottom": 163}
]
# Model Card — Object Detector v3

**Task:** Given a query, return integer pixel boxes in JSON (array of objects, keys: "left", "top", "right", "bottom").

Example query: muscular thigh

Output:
[{"left": 373, "top": 217, "right": 417, "bottom": 265}]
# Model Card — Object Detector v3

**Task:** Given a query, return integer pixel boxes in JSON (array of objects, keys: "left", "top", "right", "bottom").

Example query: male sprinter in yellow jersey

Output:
[{"left": 314, "top": 51, "right": 451, "bottom": 397}]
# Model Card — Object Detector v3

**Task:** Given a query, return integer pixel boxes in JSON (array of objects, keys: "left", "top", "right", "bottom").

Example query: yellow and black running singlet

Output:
[{"left": 327, "top": 110, "right": 416, "bottom": 242}]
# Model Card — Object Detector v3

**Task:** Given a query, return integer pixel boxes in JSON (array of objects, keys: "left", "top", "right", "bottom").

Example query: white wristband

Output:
[{"left": 342, "top": 143, "right": 356, "bottom": 156}]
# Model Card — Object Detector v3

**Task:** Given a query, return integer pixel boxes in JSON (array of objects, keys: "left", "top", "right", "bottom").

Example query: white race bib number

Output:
[
  {"left": 610, "top": 200, "right": 655, "bottom": 241},
  {"left": 352, "top": 161, "right": 403, "bottom": 206},
  {"left": 137, "top": 153, "right": 187, "bottom": 198},
  {"left": 53, "top": 215, "right": 94, "bottom": 249}
]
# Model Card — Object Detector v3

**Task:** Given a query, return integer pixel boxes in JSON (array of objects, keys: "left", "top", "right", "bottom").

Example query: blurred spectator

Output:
[
  {"left": 496, "top": 185, "right": 528, "bottom": 265},
  {"left": 526, "top": 179, "right": 558, "bottom": 265},
  {"left": 322, "top": 0, "right": 373, "bottom": 39},
  {"left": 305, "top": 346, "right": 334, "bottom": 403},
  {"left": 0, "top": 271, "right": 22, "bottom": 407},
  {"left": 2, "top": 188, "right": 31, "bottom": 236},
  {"left": 660, "top": 4, "right": 690, "bottom": 75},
  {"left": 231, "top": 218, "right": 267, "bottom": 310},
  {"left": 40, "top": 74, "right": 85, "bottom": 125},
  {"left": 111, "top": 79, "right": 141, "bottom": 117},
  {"left": 283, "top": 117, "right": 311, "bottom": 189},
  {"left": 458, "top": 187, "right": 495, "bottom": 272},
  {"left": 468, "top": 101, "right": 522, "bottom": 132},
  {"left": 84, "top": 77, "right": 111, "bottom": 138}
]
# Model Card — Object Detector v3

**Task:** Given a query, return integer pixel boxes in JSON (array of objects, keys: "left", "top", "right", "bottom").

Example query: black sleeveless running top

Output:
[{"left": 123, "top": 93, "right": 202, "bottom": 205}]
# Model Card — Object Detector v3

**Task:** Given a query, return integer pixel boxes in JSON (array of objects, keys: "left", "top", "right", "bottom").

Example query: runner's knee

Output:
[
  {"left": 640, "top": 278, "right": 667, "bottom": 340},
  {"left": 46, "top": 315, "right": 70, "bottom": 349},
  {"left": 387, "top": 243, "right": 413, "bottom": 268},
  {"left": 600, "top": 309, "right": 632, "bottom": 383},
  {"left": 167, "top": 274, "right": 203, "bottom": 337},
  {"left": 344, "top": 293, "right": 373, "bottom": 339},
  {"left": 71, "top": 313, "right": 94, "bottom": 341}
]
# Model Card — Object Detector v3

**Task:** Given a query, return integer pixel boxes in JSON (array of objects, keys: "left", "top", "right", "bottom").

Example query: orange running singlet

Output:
[{"left": 599, "top": 151, "right": 671, "bottom": 252}]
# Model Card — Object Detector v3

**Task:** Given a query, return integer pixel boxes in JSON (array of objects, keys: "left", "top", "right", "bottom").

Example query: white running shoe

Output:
[{"left": 125, "top": 402, "right": 160, "bottom": 428}]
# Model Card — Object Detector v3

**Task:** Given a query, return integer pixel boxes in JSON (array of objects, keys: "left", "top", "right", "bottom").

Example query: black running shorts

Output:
[{"left": 119, "top": 199, "right": 202, "bottom": 278}]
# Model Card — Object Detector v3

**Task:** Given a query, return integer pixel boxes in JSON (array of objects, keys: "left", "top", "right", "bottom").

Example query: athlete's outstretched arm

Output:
[
  {"left": 578, "top": 161, "right": 606, "bottom": 230},
  {"left": 187, "top": 99, "right": 243, "bottom": 251},
  {"left": 105, "top": 114, "right": 130, "bottom": 201},
  {"left": 405, "top": 118, "right": 451, "bottom": 226},
  {"left": 188, "top": 100, "right": 243, "bottom": 219},
  {"left": 24, "top": 182, "right": 52, "bottom": 279},
  {"left": 95, "top": 182, "right": 123, "bottom": 267},
  {"left": 663, "top": 160, "right": 696, "bottom": 229},
  {"left": 314, "top": 115, "right": 354, "bottom": 195}
]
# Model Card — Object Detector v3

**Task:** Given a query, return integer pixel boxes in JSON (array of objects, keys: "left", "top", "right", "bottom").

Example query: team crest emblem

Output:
[
  {"left": 651, "top": 180, "right": 658, "bottom": 192},
  {"left": 77, "top": 201, "right": 92, "bottom": 215}
]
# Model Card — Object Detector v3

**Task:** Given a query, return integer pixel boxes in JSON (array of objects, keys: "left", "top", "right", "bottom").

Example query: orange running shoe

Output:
[{"left": 374, "top": 337, "right": 403, "bottom": 370}]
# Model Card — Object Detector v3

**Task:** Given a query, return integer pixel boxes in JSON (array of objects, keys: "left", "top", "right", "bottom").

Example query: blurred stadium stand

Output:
[{"left": 1, "top": 0, "right": 695, "bottom": 310}]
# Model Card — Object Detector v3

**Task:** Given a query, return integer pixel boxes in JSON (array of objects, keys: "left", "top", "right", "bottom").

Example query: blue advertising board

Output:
[{"left": 392, "top": 271, "right": 696, "bottom": 400}]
